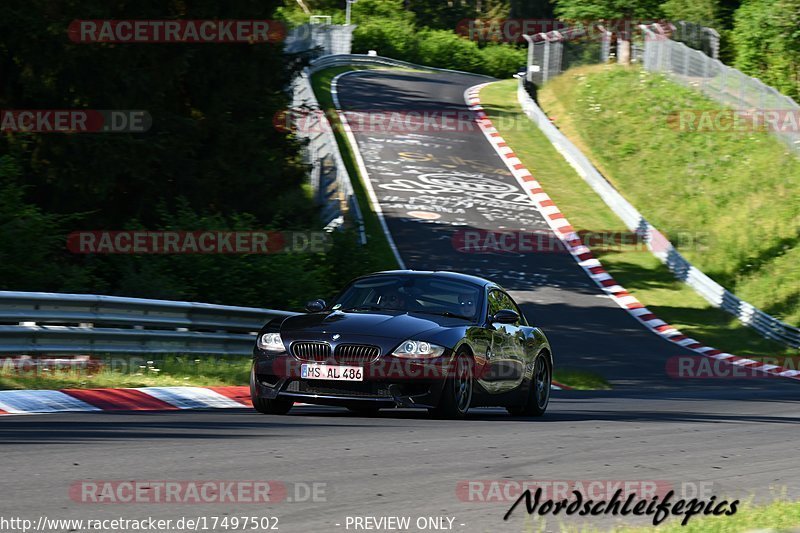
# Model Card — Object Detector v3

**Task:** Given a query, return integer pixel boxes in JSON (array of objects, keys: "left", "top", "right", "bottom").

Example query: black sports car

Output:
[{"left": 250, "top": 270, "right": 553, "bottom": 419}]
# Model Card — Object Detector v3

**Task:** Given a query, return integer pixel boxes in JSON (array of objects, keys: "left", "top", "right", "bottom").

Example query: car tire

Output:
[
  {"left": 507, "top": 354, "right": 551, "bottom": 417},
  {"left": 252, "top": 396, "right": 294, "bottom": 415},
  {"left": 429, "top": 350, "right": 473, "bottom": 420},
  {"left": 250, "top": 365, "right": 293, "bottom": 415}
]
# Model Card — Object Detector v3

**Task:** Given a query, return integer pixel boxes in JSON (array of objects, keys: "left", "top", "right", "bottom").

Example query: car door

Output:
[
  {"left": 482, "top": 290, "right": 524, "bottom": 393},
  {"left": 497, "top": 291, "right": 527, "bottom": 390}
]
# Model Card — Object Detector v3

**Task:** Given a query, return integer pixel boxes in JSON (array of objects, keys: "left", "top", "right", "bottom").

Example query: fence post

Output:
[
  {"left": 552, "top": 31, "right": 563, "bottom": 77},
  {"left": 524, "top": 34, "right": 535, "bottom": 84},
  {"left": 720, "top": 64, "right": 728, "bottom": 102},
  {"left": 683, "top": 43, "right": 691, "bottom": 77},
  {"left": 543, "top": 38, "right": 550, "bottom": 84}
]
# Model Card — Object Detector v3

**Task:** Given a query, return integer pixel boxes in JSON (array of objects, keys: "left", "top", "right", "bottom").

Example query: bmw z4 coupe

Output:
[{"left": 251, "top": 270, "right": 553, "bottom": 419}]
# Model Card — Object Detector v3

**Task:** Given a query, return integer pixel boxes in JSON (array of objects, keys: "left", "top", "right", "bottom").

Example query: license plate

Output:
[{"left": 301, "top": 363, "right": 363, "bottom": 381}]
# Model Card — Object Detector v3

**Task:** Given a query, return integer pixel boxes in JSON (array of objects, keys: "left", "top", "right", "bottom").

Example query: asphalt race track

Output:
[{"left": 2, "top": 69, "right": 799, "bottom": 532}]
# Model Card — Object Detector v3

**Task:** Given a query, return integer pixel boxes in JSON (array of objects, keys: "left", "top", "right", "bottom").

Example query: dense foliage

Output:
[
  {"left": 1, "top": 0, "right": 797, "bottom": 311},
  {"left": 348, "top": 0, "right": 527, "bottom": 78},
  {"left": 281, "top": 0, "right": 798, "bottom": 100},
  {"left": 733, "top": 0, "right": 800, "bottom": 100},
  {"left": 0, "top": 0, "right": 372, "bottom": 309}
]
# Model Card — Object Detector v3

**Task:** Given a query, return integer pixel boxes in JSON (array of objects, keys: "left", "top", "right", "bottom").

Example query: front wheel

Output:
[
  {"left": 250, "top": 365, "right": 293, "bottom": 415},
  {"left": 429, "top": 350, "right": 473, "bottom": 420},
  {"left": 507, "top": 354, "right": 551, "bottom": 417},
  {"left": 252, "top": 396, "right": 294, "bottom": 415}
]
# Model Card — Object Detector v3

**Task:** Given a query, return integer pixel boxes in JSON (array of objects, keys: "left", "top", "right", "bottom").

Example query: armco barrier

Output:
[
  {"left": 516, "top": 79, "right": 799, "bottom": 348},
  {"left": 292, "top": 67, "right": 365, "bottom": 241},
  {"left": 308, "top": 54, "right": 495, "bottom": 79},
  {"left": 0, "top": 291, "right": 298, "bottom": 354}
]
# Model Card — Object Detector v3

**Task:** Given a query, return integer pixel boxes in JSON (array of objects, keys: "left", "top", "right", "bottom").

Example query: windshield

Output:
[{"left": 332, "top": 275, "right": 483, "bottom": 322}]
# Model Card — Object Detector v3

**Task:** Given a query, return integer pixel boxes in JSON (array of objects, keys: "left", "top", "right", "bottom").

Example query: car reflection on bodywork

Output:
[{"left": 250, "top": 270, "right": 553, "bottom": 419}]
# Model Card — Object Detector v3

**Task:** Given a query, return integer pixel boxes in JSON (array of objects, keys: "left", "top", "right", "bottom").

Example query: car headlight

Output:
[
  {"left": 257, "top": 332, "right": 285, "bottom": 352},
  {"left": 392, "top": 340, "right": 445, "bottom": 359}
]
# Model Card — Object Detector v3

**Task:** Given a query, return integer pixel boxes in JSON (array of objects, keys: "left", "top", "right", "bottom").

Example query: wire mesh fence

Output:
[
  {"left": 641, "top": 23, "right": 800, "bottom": 157},
  {"left": 671, "top": 21, "right": 720, "bottom": 60},
  {"left": 524, "top": 27, "right": 610, "bottom": 86},
  {"left": 284, "top": 23, "right": 355, "bottom": 56}
]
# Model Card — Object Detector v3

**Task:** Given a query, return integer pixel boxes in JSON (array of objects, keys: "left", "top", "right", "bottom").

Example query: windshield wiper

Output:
[{"left": 412, "top": 310, "right": 472, "bottom": 321}]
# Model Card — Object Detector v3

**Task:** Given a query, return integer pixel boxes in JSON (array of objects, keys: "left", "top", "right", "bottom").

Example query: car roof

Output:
[{"left": 357, "top": 270, "right": 498, "bottom": 289}]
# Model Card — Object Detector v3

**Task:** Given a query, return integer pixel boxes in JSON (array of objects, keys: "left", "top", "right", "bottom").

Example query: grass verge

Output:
[
  {"left": 553, "top": 369, "right": 611, "bottom": 390},
  {"left": 537, "top": 64, "right": 800, "bottom": 327},
  {"left": 309, "top": 65, "right": 406, "bottom": 272},
  {"left": 0, "top": 355, "right": 250, "bottom": 390},
  {"left": 479, "top": 78, "right": 796, "bottom": 360},
  {"left": 0, "top": 355, "right": 605, "bottom": 391}
]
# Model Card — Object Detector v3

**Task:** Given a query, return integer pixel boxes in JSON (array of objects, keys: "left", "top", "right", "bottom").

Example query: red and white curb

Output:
[
  {"left": 0, "top": 386, "right": 253, "bottom": 416},
  {"left": 0, "top": 382, "right": 568, "bottom": 416},
  {"left": 465, "top": 83, "right": 800, "bottom": 384}
]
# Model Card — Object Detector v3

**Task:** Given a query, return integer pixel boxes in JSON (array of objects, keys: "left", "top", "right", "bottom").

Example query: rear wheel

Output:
[
  {"left": 429, "top": 350, "right": 473, "bottom": 420},
  {"left": 507, "top": 354, "right": 550, "bottom": 417}
]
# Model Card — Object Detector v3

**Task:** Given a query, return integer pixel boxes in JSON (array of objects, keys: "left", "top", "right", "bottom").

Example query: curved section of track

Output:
[
  {"left": 1, "top": 68, "right": 798, "bottom": 533},
  {"left": 333, "top": 69, "right": 730, "bottom": 388}
]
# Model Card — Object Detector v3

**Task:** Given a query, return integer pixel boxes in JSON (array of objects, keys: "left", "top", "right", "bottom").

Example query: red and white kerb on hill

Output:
[{"left": 465, "top": 82, "right": 799, "bottom": 384}]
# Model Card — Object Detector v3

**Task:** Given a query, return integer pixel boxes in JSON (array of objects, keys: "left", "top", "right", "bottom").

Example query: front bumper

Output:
[{"left": 251, "top": 354, "right": 451, "bottom": 408}]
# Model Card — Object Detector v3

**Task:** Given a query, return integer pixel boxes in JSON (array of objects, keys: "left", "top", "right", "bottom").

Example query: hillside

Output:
[{"left": 538, "top": 64, "right": 800, "bottom": 327}]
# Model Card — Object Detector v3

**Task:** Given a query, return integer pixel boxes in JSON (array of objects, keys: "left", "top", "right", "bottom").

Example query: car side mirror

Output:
[
  {"left": 305, "top": 299, "right": 326, "bottom": 313},
  {"left": 492, "top": 309, "right": 519, "bottom": 324}
]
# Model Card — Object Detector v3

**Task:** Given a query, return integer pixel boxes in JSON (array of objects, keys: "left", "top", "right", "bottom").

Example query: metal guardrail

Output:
[
  {"left": 517, "top": 80, "right": 800, "bottom": 348},
  {"left": 0, "top": 291, "right": 298, "bottom": 355},
  {"left": 292, "top": 64, "right": 366, "bottom": 242},
  {"left": 309, "top": 54, "right": 495, "bottom": 78}
]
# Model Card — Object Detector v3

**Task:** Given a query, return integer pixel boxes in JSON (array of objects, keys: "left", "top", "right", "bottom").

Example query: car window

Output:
[
  {"left": 334, "top": 275, "right": 483, "bottom": 321},
  {"left": 487, "top": 290, "right": 505, "bottom": 319},
  {"left": 498, "top": 291, "right": 522, "bottom": 325},
  {"left": 488, "top": 290, "right": 522, "bottom": 325},
  {"left": 511, "top": 295, "right": 527, "bottom": 325}
]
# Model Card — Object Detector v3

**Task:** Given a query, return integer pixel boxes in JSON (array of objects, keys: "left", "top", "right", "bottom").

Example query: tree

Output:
[
  {"left": 662, "top": 0, "right": 721, "bottom": 27},
  {"left": 733, "top": 0, "right": 800, "bottom": 100},
  {"left": 0, "top": 0, "right": 355, "bottom": 306},
  {"left": 552, "top": 0, "right": 664, "bottom": 63}
]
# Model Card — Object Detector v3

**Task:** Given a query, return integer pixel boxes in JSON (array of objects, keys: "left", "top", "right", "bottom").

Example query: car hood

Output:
[{"left": 280, "top": 310, "right": 448, "bottom": 344}]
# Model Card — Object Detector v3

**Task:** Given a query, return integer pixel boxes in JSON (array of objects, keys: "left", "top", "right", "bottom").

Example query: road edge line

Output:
[{"left": 331, "top": 70, "right": 406, "bottom": 269}]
